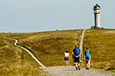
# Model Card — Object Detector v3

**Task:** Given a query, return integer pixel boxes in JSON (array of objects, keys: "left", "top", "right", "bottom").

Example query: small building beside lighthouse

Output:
[{"left": 93, "top": 4, "right": 101, "bottom": 28}]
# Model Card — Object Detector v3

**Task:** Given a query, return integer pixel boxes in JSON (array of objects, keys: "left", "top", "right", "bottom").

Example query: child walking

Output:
[{"left": 64, "top": 50, "right": 69, "bottom": 66}]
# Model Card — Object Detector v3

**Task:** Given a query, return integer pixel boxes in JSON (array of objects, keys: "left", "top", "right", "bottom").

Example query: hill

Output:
[
  {"left": 84, "top": 29, "right": 115, "bottom": 72},
  {"left": 0, "top": 38, "right": 50, "bottom": 76},
  {"left": 0, "top": 30, "right": 82, "bottom": 75},
  {"left": 0, "top": 29, "right": 115, "bottom": 75}
]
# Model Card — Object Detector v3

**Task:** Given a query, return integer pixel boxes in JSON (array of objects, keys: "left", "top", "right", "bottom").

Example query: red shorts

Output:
[{"left": 64, "top": 57, "right": 69, "bottom": 60}]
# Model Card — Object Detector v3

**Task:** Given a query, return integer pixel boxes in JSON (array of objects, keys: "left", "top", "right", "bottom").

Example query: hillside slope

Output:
[
  {"left": 17, "top": 30, "right": 82, "bottom": 66},
  {"left": 1, "top": 29, "right": 115, "bottom": 75},
  {"left": 0, "top": 38, "right": 49, "bottom": 76},
  {"left": 0, "top": 30, "right": 82, "bottom": 75},
  {"left": 84, "top": 29, "right": 115, "bottom": 72}
]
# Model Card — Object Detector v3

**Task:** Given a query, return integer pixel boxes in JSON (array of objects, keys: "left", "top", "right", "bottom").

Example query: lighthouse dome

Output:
[{"left": 94, "top": 4, "right": 101, "bottom": 9}]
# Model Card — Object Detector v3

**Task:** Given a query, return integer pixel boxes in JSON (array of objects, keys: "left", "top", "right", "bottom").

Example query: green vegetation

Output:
[
  {"left": 84, "top": 29, "right": 115, "bottom": 72},
  {"left": 0, "top": 30, "right": 82, "bottom": 75}
]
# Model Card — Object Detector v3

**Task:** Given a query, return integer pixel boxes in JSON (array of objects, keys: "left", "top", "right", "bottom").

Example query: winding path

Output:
[{"left": 4, "top": 38, "right": 45, "bottom": 68}]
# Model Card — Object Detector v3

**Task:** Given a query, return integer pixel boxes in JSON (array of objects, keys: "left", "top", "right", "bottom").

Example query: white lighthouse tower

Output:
[{"left": 93, "top": 4, "right": 101, "bottom": 28}]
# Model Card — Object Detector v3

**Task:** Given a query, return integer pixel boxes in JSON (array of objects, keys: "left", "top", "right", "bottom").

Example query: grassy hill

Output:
[
  {"left": 0, "top": 38, "right": 50, "bottom": 76},
  {"left": 17, "top": 30, "right": 82, "bottom": 66},
  {"left": 0, "top": 29, "right": 115, "bottom": 75},
  {"left": 84, "top": 29, "right": 115, "bottom": 72},
  {"left": 0, "top": 30, "right": 82, "bottom": 75}
]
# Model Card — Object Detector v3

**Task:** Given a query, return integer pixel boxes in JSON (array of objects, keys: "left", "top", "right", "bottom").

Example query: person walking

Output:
[
  {"left": 85, "top": 48, "right": 91, "bottom": 70},
  {"left": 72, "top": 45, "right": 81, "bottom": 70},
  {"left": 64, "top": 50, "right": 69, "bottom": 66}
]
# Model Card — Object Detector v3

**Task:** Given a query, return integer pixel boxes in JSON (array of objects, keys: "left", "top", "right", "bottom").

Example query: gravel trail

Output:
[{"left": 45, "top": 66, "right": 114, "bottom": 76}]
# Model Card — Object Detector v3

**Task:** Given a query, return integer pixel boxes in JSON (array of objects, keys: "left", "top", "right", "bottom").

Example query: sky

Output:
[{"left": 0, "top": 0, "right": 115, "bottom": 32}]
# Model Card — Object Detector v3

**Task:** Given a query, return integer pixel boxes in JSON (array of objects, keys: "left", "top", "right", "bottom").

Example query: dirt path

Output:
[
  {"left": 45, "top": 66, "right": 114, "bottom": 76},
  {"left": 79, "top": 29, "right": 86, "bottom": 61}
]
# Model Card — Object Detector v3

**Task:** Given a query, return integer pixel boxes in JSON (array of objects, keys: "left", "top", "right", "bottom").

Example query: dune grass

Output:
[
  {"left": 0, "top": 38, "right": 50, "bottom": 76},
  {"left": 83, "top": 29, "right": 115, "bottom": 72}
]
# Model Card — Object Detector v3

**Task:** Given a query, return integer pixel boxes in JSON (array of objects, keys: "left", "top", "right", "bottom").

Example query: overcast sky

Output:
[{"left": 0, "top": 0, "right": 115, "bottom": 32}]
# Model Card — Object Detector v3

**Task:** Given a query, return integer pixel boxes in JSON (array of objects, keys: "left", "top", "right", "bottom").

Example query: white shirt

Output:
[{"left": 64, "top": 52, "right": 69, "bottom": 57}]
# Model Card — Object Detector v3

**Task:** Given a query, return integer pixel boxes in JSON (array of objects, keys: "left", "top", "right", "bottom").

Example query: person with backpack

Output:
[
  {"left": 85, "top": 48, "right": 91, "bottom": 70},
  {"left": 64, "top": 50, "right": 69, "bottom": 66},
  {"left": 72, "top": 45, "right": 81, "bottom": 70}
]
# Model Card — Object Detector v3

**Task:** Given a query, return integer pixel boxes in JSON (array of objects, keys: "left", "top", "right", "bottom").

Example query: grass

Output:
[
  {"left": 16, "top": 30, "right": 82, "bottom": 66},
  {"left": 1, "top": 28, "right": 115, "bottom": 74},
  {"left": 0, "top": 38, "right": 50, "bottom": 76},
  {"left": 0, "top": 30, "right": 82, "bottom": 75},
  {"left": 83, "top": 29, "right": 115, "bottom": 72}
]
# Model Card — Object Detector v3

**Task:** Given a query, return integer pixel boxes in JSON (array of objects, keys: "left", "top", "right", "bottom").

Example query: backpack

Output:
[
  {"left": 74, "top": 47, "right": 80, "bottom": 56},
  {"left": 86, "top": 50, "right": 90, "bottom": 58}
]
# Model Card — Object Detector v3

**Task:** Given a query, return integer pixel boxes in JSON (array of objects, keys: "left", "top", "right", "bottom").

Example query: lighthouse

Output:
[{"left": 93, "top": 4, "right": 101, "bottom": 28}]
